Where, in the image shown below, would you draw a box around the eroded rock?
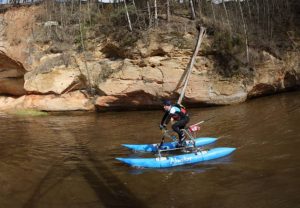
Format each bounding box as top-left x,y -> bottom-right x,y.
24,66 -> 86,94
0,51 -> 26,96
0,90 -> 94,111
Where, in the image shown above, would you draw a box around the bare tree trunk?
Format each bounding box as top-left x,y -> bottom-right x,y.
154,0 -> 158,27
132,0 -> 136,8
51,0 -> 55,21
233,0 -> 240,32
210,0 -> 216,24
286,0 -> 290,11
178,26 -> 206,105
147,1 -> 152,28
63,1 -> 67,26
71,0 -> 74,15
245,0 -> 252,20
189,0 -> 196,20
266,0 -> 271,39
255,0 -> 259,26
197,0 -> 202,19
97,0 -> 101,14
88,0 -> 92,27
99,0 -> 104,10
124,0 -> 133,31
44,1 -> 49,22
202,0 -> 207,16
274,0 -> 280,14
270,0 -> 275,39
60,2 -> 63,27
237,0 -> 249,63
263,0 -> 267,35
132,0 -> 138,14
222,0 -> 232,36
167,0 -> 170,22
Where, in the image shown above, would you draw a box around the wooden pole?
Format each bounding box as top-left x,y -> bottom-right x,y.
79,1 -> 93,95
177,26 -> 206,105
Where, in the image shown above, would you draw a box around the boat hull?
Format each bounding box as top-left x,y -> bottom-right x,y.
116,147 -> 236,168
122,137 -> 217,152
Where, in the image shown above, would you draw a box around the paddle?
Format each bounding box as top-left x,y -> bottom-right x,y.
191,116 -> 215,126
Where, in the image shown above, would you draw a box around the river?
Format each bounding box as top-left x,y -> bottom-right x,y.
0,91 -> 299,208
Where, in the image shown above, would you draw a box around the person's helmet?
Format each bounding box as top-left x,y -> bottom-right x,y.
163,100 -> 172,106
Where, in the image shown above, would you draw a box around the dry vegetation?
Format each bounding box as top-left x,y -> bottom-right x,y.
3,0 -> 299,76
36,1 -> 299,50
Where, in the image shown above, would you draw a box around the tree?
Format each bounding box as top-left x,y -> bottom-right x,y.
154,0 -> 158,27
124,0 -> 133,31
237,0 -> 249,63
189,0 -> 196,20
167,0 -> 170,22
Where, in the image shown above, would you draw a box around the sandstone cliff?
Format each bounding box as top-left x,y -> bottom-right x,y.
0,5 -> 299,112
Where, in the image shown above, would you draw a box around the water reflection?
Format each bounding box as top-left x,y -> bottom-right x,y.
127,157 -> 235,175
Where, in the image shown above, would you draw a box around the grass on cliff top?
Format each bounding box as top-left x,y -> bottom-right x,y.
13,109 -> 48,116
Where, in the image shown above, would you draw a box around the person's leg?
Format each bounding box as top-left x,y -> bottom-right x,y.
172,122 -> 182,141
172,119 -> 187,145
179,117 -> 189,133
178,117 -> 190,144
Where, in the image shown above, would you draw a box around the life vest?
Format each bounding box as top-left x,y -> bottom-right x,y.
174,103 -> 187,116
169,104 -> 188,120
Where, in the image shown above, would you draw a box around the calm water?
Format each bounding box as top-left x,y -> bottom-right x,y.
0,91 -> 299,208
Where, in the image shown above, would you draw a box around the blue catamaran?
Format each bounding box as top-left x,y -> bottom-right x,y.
122,137 -> 217,152
116,124 -> 236,168
117,147 -> 236,168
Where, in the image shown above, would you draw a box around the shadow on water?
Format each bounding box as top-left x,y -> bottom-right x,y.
23,133 -> 148,208
23,164 -> 75,208
76,152 -> 147,208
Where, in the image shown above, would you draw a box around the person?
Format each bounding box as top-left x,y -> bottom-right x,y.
160,100 -> 190,147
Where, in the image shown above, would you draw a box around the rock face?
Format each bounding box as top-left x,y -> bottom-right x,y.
0,51 -> 26,96
94,50 -> 299,110
0,91 -> 94,111
0,6 -> 41,70
24,66 -> 86,94
0,6 -> 299,111
248,52 -> 300,97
